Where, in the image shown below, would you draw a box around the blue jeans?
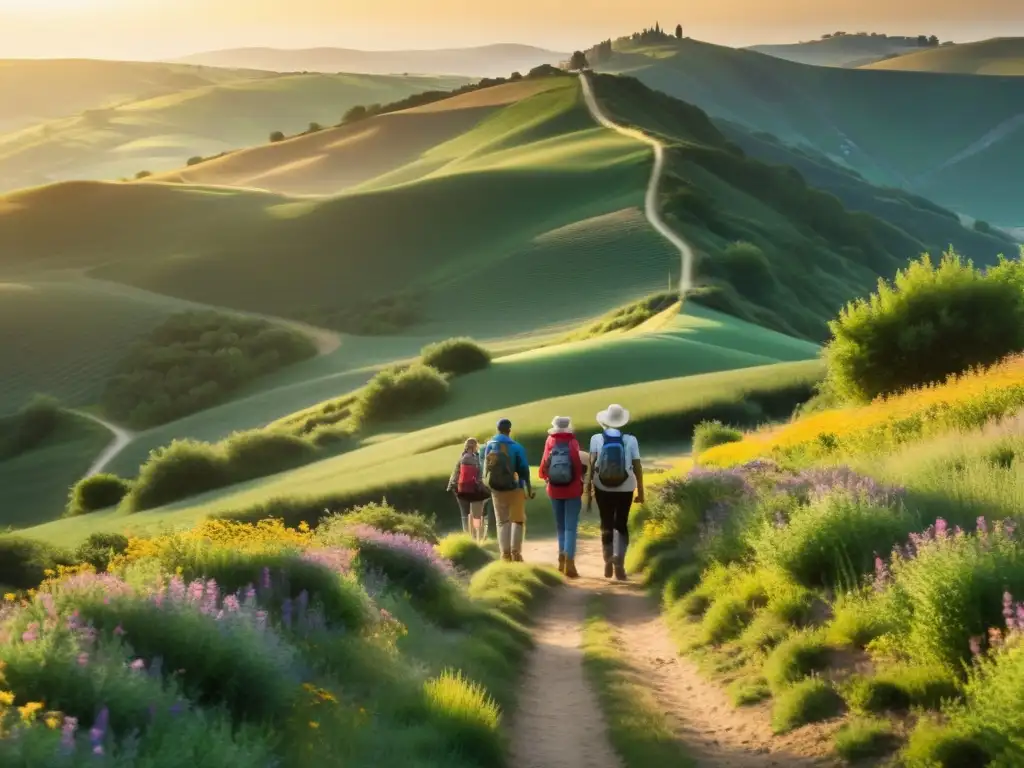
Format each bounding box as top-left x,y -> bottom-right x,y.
551,496 -> 582,558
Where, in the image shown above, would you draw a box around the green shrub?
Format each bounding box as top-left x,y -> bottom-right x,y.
739,611 -> 791,652
468,562 -> 561,623
827,592 -> 893,648
101,311 -> 317,428
902,719 -> 992,768
420,338 -> 491,376
222,430 -> 316,482
843,665 -> 959,714
354,364 -> 449,426
317,502 -> 439,544
437,534 -> 494,573
0,394 -> 62,460
422,670 -> 502,765
764,629 -> 831,692
661,563 -> 702,607
0,537 -> 73,589
824,250 -> 1024,402
771,678 -> 843,733
186,155 -> 204,166
580,291 -> 677,336
700,594 -> 754,645
75,532 -> 130,572
752,493 -> 916,589
693,419 -> 743,458
66,473 -> 131,516
719,241 -> 776,300
269,130 -> 285,142
834,717 -> 899,762
727,676 -> 771,706
125,439 -> 230,512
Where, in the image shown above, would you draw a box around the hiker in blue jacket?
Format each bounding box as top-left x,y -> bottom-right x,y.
482,418 -> 534,561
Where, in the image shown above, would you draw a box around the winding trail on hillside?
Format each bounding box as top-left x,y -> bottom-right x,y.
73,411 -> 137,478
512,537 -> 841,767
578,72 -> 694,297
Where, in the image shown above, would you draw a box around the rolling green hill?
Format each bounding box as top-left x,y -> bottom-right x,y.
749,35 -> 922,68
593,37 -> 1024,227
0,71 -> 469,191
0,59 -> 273,134
862,37 -> 1024,75
175,44 -> 566,78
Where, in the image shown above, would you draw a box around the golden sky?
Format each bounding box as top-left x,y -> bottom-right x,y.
0,0 -> 1020,59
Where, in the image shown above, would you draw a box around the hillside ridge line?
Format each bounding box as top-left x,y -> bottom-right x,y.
578,72 -> 694,299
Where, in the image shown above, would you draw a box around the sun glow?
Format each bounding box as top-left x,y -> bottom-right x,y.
0,0 -> 122,10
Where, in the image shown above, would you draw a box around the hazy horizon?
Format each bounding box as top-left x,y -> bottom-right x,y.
1,0 -> 1022,61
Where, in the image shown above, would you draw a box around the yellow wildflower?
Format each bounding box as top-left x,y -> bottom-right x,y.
308,721 -> 320,729
18,701 -> 44,722
44,714 -> 61,730
3,593 -> 15,602
0,691 -> 14,707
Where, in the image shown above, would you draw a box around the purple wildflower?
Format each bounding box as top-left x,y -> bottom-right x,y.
977,516 -> 989,538
301,547 -> 355,574
969,637 -> 982,657
21,621 -> 39,643
113,624 -> 125,637
347,526 -> 453,575
61,716 -> 78,753
89,707 -> 109,749
130,658 -> 146,672
935,518 -> 949,539
77,652 -> 90,667
262,567 -> 271,590
873,555 -> 890,592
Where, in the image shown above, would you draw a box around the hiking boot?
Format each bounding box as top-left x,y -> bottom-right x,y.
603,544 -> 614,578
557,552 -> 566,573
512,551 -> 524,563
614,557 -> 628,582
501,552 -> 513,563
564,558 -> 579,579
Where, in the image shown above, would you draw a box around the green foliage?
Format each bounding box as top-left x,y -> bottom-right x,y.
437,534 -> 495,573
825,250 -> 1024,402
700,595 -> 754,645
974,219 -> 993,234
354,364 -> 450,426
66,473 -> 131,516
834,717 -> 900,762
134,170 -> 151,179
125,440 -> 231,512
102,311 -> 317,428
74,532 -> 130,572
580,292 -> 677,338
826,592 -> 893,648
947,641 -> 1024,764
751,493 -> 915,589
422,670 -> 502,766
420,338 -> 491,376
902,719 -> 992,768
764,629 -> 831,693
468,561 -> 561,624
0,395 -> 62,460
186,155 -> 204,166
727,676 -> 771,706
842,665 -> 959,714
221,431 -> 316,482
317,503 -> 439,544
692,419 -> 742,458
719,241 -> 776,300
771,677 -> 843,734
0,537 -> 73,589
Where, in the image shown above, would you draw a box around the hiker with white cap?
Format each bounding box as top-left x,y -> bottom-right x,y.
587,404 -> 645,581
538,416 -> 587,578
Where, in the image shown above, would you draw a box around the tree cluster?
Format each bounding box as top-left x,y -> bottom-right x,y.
630,23 -> 674,43
820,31 -> 941,46
101,311 -> 317,428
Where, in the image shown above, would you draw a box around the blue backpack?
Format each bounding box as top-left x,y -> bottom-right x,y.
596,431 -> 629,487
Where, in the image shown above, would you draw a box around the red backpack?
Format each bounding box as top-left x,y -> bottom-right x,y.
457,453 -> 489,500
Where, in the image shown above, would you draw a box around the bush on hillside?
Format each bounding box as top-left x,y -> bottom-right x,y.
693,420 -> 743,458
317,502 -> 439,545
582,292 -> 677,337
824,250 -> 1024,402
135,170 -> 152,179
269,130 -> 285,142
0,537 -> 73,590
719,241 -> 776,300
222,430 -> 317,482
101,311 -> 317,428
0,394 -> 62,460
66,473 -> 131,516
74,531 -> 130,571
354,364 -> 450,426
974,219 -> 993,234
420,338 -> 491,376
125,440 -> 231,512
186,155 -> 204,166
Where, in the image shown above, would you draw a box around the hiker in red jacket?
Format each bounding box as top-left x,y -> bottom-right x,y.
538,416 -> 586,578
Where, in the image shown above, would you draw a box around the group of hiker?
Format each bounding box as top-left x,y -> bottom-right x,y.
446,404 -> 643,580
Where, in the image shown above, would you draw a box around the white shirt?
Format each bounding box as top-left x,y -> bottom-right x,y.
589,429 -> 641,492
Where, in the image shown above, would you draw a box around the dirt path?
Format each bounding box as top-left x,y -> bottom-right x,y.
508,538 -> 622,768
516,536 -> 840,767
73,410 -> 137,478
579,72 -> 694,297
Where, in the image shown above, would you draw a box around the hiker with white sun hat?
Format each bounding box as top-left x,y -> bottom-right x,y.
587,404 -> 644,581
538,416 -> 587,578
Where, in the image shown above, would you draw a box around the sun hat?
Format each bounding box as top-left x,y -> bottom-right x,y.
548,416 -> 574,435
596,404 -> 630,429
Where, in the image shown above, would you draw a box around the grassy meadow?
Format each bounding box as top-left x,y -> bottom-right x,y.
862,37 -> 1024,75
